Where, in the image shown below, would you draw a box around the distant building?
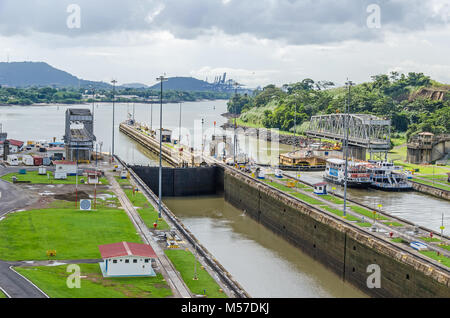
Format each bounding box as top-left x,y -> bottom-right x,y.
63,109 -> 96,161
54,160 -> 77,176
0,139 -> 24,153
98,242 -> 157,277
407,132 -> 450,164
313,182 -> 328,195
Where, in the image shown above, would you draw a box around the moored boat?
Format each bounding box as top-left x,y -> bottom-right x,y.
323,158 -> 371,188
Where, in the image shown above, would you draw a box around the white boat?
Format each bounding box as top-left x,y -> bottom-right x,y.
323,158 -> 371,188
368,161 -> 413,191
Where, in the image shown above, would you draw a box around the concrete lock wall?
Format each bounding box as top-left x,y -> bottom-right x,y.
223,168 -> 450,298
131,166 -> 223,197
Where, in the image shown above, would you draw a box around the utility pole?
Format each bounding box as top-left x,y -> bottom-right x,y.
343,79 -> 354,217
293,99 -> 297,152
111,79 -> 117,158
179,92 -> 183,145
201,118 -> 205,159
91,85 -> 95,120
156,75 -> 168,219
233,81 -> 240,165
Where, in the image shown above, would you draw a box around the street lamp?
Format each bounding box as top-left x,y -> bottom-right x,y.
179,92 -> 183,145
233,81 -> 240,165
156,75 -> 168,219
111,79 -> 117,158
343,79 -> 354,217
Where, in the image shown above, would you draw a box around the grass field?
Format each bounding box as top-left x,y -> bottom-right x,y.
350,206 -> 389,221
0,204 -> 142,261
120,180 -> 170,231
15,263 -> 172,298
319,195 -> 344,205
0,290 -> 6,298
420,251 -> 450,268
1,170 -> 108,185
321,206 -> 360,221
411,178 -> 450,191
164,250 -> 227,298
394,161 -> 450,175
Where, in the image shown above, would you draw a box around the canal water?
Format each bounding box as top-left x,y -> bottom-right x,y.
164,195 -> 367,298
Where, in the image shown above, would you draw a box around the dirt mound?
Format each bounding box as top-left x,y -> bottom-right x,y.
54,191 -> 90,202
409,87 -> 450,102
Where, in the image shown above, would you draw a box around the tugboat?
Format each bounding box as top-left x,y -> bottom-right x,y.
323,158 -> 371,188
367,161 -> 413,191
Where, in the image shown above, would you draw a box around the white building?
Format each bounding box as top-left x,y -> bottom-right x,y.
0,139 -> 24,154
98,242 -> 157,277
53,160 -> 77,176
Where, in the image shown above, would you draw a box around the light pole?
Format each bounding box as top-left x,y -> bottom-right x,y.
179,93 -> 183,145
156,75 -> 168,219
111,79 -> 117,158
233,81 -> 240,165
343,79 -> 354,217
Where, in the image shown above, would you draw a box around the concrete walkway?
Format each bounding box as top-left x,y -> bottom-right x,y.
108,172 -> 192,298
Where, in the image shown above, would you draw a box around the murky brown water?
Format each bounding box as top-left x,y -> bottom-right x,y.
165,195 -> 367,298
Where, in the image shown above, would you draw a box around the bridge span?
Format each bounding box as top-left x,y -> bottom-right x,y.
306,114 -> 391,160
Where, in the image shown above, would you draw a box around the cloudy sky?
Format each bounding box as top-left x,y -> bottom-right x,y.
0,0 -> 449,87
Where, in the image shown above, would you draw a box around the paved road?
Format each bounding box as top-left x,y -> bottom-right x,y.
0,166 -> 37,217
0,166 -> 46,297
0,261 -> 47,298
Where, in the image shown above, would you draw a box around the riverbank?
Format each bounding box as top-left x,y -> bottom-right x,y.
221,113 -> 309,146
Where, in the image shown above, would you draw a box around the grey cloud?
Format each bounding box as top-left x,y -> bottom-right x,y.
0,0 -> 446,45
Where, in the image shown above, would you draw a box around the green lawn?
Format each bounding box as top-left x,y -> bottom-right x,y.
288,191 -> 324,205
0,206 -> 142,261
391,238 -> 408,244
383,222 -> 404,227
15,263 -> 172,298
420,251 -> 450,268
420,237 -> 442,243
356,222 -> 372,228
394,161 -> 450,175
138,208 -> 170,231
1,170 -> 108,185
0,290 -> 6,298
321,206 -> 360,221
412,178 -> 450,191
350,206 -> 389,221
319,195 -> 344,205
164,250 -> 227,298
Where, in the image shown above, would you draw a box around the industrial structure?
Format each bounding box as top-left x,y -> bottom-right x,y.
63,108 -> 96,161
407,132 -> 450,164
306,114 -> 391,160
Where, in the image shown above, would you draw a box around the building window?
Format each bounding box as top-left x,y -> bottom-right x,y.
113,260 -> 117,264
133,259 -> 137,263
145,259 -> 149,263
125,259 -> 129,263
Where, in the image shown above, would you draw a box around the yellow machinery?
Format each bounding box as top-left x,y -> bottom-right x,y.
287,180 -> 298,188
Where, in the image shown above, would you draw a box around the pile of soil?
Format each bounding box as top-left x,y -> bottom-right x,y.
54,191 -> 90,202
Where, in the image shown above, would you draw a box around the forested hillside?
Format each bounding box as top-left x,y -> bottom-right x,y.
227,72 -> 450,139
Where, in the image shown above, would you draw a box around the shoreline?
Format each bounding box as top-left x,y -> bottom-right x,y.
220,112 -> 309,147
0,98 -> 229,107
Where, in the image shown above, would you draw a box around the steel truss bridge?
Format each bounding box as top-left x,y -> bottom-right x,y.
306,114 -> 391,157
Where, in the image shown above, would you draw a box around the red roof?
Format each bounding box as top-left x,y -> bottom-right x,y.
0,139 -> 24,147
313,182 -> 328,187
53,160 -> 76,165
99,242 -> 157,259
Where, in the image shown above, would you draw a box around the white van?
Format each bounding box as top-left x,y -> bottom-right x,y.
22,155 -> 34,166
